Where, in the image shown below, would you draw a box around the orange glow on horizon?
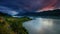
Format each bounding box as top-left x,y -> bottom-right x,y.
40,0 -> 57,11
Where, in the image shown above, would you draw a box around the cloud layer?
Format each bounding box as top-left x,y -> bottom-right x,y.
0,6 -> 19,15
0,0 -> 60,13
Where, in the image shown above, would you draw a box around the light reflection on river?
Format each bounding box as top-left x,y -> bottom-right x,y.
23,17 -> 60,34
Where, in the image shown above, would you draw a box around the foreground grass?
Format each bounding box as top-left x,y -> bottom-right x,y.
0,16 -> 32,34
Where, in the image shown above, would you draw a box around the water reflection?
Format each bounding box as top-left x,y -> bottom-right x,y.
23,17 -> 60,34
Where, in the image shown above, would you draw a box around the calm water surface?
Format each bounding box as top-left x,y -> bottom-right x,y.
23,17 -> 60,34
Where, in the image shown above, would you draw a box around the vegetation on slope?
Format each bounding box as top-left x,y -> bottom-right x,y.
0,12 -> 32,34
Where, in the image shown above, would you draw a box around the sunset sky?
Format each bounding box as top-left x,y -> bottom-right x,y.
0,0 -> 60,15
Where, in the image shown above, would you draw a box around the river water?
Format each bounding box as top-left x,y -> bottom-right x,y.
23,17 -> 60,34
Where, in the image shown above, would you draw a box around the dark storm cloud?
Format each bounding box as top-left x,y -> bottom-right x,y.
0,6 -> 19,15
0,0 -> 44,12
55,0 -> 60,8
0,0 -> 60,12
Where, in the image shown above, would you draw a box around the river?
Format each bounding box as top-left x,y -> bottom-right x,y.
23,16 -> 60,34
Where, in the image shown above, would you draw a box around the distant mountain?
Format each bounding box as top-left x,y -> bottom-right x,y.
0,12 -> 11,17
16,9 -> 60,16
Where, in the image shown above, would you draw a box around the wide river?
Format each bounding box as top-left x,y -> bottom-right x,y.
23,17 -> 60,34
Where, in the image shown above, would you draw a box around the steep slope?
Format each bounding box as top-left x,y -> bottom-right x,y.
0,12 -> 32,34
16,9 -> 60,16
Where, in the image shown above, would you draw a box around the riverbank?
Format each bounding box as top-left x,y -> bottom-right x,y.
0,16 -> 32,34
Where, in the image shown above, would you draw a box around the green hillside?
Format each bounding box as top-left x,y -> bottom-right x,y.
0,12 -> 32,34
